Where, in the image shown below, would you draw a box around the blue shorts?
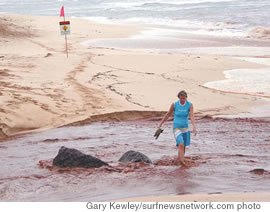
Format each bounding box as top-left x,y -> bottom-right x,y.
173,128 -> 190,147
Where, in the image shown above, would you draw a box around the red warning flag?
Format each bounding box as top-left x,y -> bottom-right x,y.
60,6 -> 65,17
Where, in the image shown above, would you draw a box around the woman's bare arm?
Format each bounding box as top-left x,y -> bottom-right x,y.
158,103 -> 174,128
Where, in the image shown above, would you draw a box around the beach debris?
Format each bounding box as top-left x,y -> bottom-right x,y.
119,150 -> 152,164
44,53 -> 52,58
53,146 -> 109,168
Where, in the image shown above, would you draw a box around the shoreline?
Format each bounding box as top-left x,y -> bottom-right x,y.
1,111 -> 269,143
86,27 -> 270,51
1,13 -> 270,139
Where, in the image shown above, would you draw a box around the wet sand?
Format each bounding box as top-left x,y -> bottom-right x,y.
0,117 -> 270,201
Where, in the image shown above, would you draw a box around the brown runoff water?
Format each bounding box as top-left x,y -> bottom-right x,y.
0,117 -> 269,201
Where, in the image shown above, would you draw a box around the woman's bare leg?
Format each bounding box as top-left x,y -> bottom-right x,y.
178,143 -> 185,164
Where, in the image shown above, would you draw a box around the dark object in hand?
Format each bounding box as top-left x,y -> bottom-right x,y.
154,128 -> 164,139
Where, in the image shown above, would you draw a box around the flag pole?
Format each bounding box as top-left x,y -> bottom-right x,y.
63,9 -> 68,58
65,34 -> 68,58
61,6 -> 68,58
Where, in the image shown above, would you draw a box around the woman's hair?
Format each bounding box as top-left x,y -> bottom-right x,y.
177,90 -> 187,98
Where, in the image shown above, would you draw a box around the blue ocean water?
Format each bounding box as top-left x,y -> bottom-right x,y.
1,0 -> 270,37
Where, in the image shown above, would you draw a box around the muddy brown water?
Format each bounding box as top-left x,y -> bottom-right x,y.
0,117 -> 270,201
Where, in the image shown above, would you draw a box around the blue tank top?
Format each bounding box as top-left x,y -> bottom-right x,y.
173,100 -> 191,129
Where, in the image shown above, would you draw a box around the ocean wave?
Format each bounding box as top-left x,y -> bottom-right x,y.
103,1 -> 148,9
85,15 -> 246,38
248,26 -> 270,40
110,0 -> 237,8
107,0 -> 237,12
1,0 -> 270,40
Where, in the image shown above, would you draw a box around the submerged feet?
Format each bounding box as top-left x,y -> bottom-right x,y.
177,160 -> 197,167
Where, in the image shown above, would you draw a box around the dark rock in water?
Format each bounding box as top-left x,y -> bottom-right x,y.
53,146 -> 109,168
119,150 -> 152,164
249,169 -> 267,175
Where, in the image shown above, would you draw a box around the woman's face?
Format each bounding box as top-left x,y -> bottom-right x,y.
179,95 -> 186,104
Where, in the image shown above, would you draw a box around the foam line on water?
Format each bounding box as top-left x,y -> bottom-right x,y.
203,57 -> 270,98
237,57 -> 270,66
173,47 -> 270,57
204,68 -> 270,96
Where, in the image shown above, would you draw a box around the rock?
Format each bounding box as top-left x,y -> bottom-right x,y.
249,168 -> 267,175
119,150 -> 152,164
53,146 -> 109,168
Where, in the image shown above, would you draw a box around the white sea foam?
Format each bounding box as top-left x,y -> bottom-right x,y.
202,52 -> 270,97
238,57 -> 270,66
203,55 -> 270,99
204,63 -> 270,98
85,16 -> 247,38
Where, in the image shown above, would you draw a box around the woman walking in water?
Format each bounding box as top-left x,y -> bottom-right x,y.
155,90 -> 197,166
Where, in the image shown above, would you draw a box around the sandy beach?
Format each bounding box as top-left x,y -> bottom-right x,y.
1,14 -> 270,202
1,14 -> 269,138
